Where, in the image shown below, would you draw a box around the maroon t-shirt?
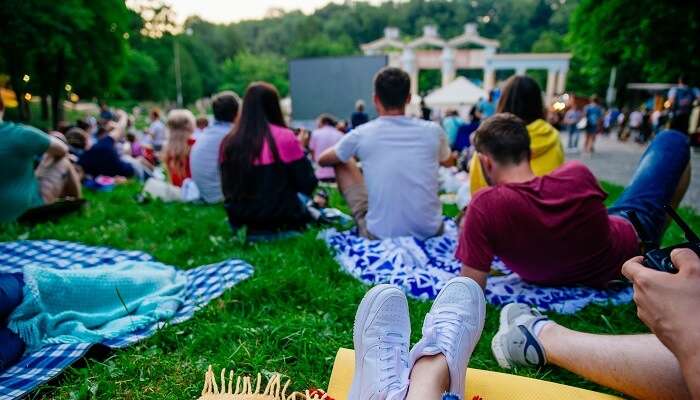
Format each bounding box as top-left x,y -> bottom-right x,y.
456,161 -> 639,287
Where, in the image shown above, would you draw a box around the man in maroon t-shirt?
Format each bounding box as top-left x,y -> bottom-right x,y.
457,113 -> 690,288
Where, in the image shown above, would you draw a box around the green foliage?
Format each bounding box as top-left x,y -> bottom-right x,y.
569,0 -> 700,102
3,180 -> 694,398
220,52 -> 289,97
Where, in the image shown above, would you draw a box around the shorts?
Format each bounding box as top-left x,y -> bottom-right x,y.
608,130 -> 690,246
343,183 -> 373,239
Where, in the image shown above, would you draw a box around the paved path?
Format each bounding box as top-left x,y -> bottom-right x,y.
565,134 -> 700,211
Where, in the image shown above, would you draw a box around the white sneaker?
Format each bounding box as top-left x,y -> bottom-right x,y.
409,277 -> 486,397
349,285 -> 411,400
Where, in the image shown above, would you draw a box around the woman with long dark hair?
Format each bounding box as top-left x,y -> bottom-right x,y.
469,75 -> 565,195
220,82 -> 317,235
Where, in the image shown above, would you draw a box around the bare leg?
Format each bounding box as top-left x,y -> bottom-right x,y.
405,354 -> 450,400
540,323 -> 691,400
62,162 -> 82,198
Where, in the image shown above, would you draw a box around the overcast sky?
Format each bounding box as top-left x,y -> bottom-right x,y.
164,0 -> 381,23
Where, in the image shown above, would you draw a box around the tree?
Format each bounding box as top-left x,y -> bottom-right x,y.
220,52 -> 289,97
569,0 -> 700,103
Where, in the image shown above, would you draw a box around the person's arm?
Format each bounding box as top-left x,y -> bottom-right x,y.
438,129 -> 454,167
622,249 -> 700,398
460,264 -> 488,287
45,133 -> 69,159
454,200 -> 494,289
319,130 -> 360,167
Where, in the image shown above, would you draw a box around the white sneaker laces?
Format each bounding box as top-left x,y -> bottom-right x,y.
421,306 -> 469,360
378,332 -> 409,392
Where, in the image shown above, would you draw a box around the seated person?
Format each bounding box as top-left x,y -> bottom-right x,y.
319,67 -> 451,240
457,113 -> 690,288
491,248 -> 700,400
191,91 -> 239,204
147,108 -> 166,151
442,109 -> 464,148
78,111 -> 150,179
219,82 -> 317,234
309,114 -> 344,183
350,100 -> 369,129
0,273 -> 25,371
193,115 -> 208,140
0,97 -> 81,223
162,109 -> 196,187
469,75 -> 564,195
349,277 -> 485,400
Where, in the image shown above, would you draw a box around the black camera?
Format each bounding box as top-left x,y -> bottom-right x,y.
627,205 -> 700,274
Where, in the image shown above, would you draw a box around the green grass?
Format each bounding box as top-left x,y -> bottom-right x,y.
0,181 -> 697,399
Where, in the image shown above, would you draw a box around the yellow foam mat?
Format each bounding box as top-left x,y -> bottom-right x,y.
327,348 -> 622,400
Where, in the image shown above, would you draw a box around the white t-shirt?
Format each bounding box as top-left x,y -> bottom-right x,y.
149,119 -> 167,148
335,116 -> 450,240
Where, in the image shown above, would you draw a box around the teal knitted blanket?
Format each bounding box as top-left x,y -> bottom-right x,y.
8,261 -> 187,351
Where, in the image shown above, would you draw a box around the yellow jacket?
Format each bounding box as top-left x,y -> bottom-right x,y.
469,118 -> 565,195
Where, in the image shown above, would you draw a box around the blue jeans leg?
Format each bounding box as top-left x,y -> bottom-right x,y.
608,130 -> 690,246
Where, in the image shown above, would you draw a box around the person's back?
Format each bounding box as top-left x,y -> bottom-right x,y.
78,134 -> 134,178
221,124 -> 316,232
458,161 -> 638,286
442,113 -> 464,146
191,91 -> 240,203
190,121 -> 230,202
336,116 -> 447,239
0,122 -> 50,222
585,102 -> 603,127
310,124 -> 343,181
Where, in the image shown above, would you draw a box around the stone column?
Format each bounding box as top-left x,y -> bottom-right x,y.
483,66 -> 495,93
556,68 -> 568,94
401,48 -> 418,96
515,66 -> 527,76
441,47 -> 456,87
545,68 -> 557,104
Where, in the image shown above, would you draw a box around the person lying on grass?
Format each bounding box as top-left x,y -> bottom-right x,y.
349,277 -> 485,400
0,96 -> 82,223
318,67 -> 453,240
457,113 -> 690,288
219,82 -> 318,235
491,248 -> 700,400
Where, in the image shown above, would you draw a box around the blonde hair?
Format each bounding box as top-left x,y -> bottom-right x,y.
163,109 -> 195,179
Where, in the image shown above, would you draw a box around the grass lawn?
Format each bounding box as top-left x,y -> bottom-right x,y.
1,181 -> 698,399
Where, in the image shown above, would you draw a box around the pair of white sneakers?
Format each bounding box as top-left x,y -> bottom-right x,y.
349,277 -> 486,400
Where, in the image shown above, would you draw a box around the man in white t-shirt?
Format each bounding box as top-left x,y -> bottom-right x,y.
319,67 -> 451,240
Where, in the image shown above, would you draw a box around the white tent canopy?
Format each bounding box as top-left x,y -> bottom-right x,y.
424,77 -> 487,109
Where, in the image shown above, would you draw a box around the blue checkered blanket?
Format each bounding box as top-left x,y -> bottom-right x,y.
320,220 -> 633,314
0,240 -> 254,400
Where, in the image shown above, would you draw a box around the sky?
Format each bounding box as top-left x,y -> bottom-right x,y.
164,0 -> 380,24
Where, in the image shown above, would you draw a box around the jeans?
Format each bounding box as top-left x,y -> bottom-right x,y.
608,130 -> 690,247
0,273 -> 25,371
567,124 -> 580,148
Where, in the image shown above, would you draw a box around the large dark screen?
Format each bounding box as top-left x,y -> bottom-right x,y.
289,55 -> 388,122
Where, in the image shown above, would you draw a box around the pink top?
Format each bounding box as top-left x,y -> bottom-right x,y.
254,124 -> 305,165
456,161 -> 639,287
310,126 -> 344,180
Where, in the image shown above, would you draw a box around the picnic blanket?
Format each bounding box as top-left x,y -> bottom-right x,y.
0,240 -> 254,400
320,220 -> 633,314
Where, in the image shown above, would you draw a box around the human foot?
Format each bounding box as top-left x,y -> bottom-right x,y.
409,277 -> 486,397
491,303 -> 549,369
349,285 -> 411,400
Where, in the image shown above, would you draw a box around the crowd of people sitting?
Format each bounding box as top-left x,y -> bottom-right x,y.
1,66 -> 699,399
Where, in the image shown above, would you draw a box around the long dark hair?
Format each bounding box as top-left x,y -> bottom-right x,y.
496,75 -> 545,125
221,82 -> 286,170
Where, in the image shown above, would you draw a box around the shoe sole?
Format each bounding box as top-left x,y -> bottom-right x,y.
491,303 -> 521,369
348,284 -> 405,400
